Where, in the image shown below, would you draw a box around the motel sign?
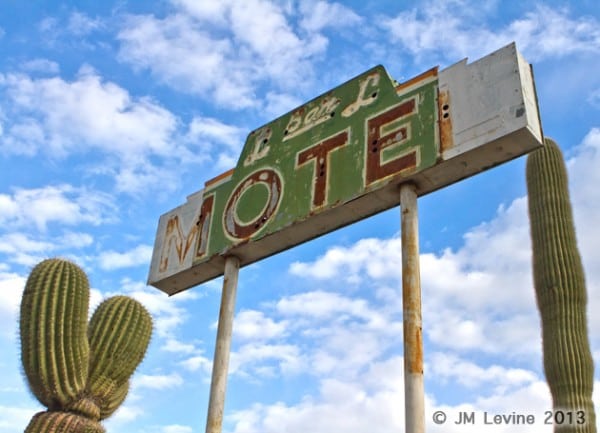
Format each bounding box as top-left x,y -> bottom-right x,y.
148,42 -> 543,295
148,43 -> 543,433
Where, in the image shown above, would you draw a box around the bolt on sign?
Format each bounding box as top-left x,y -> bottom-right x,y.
148,42 -> 543,295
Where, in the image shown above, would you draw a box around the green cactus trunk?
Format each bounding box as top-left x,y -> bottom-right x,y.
526,138 -> 596,432
19,259 -> 153,433
24,411 -> 104,433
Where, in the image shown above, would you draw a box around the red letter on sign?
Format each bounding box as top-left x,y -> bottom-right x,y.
223,168 -> 283,240
195,194 -> 215,259
159,193 -> 214,272
296,130 -> 348,209
365,98 -> 418,186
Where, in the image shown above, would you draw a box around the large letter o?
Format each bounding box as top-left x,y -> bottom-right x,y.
223,168 -> 283,239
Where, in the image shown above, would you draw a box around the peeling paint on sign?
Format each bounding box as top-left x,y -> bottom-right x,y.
149,42 -> 543,295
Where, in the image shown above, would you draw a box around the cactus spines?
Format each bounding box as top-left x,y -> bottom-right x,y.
24,411 -> 104,433
97,380 -> 129,420
88,296 -> 153,389
19,259 -> 153,433
526,138 -> 596,432
20,259 -> 90,410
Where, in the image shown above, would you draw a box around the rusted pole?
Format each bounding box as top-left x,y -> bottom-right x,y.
205,255 -> 240,433
400,183 -> 425,433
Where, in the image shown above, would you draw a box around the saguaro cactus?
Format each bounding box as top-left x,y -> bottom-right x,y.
526,138 -> 596,432
19,258 -> 153,433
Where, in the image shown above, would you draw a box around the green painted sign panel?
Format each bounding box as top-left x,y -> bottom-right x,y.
192,66 -> 438,266
149,43 -> 545,294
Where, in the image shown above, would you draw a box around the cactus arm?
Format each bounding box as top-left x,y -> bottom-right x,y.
98,380 -> 130,420
19,259 -> 90,409
87,296 -> 152,408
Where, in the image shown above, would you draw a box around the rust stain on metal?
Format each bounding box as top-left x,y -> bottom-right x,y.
207,416 -> 223,433
296,130 -> 348,209
438,89 -> 454,153
402,254 -> 423,375
404,320 -> 423,374
400,184 -> 423,375
395,66 -> 438,93
366,98 -> 418,186
158,214 -> 198,273
195,194 -> 215,259
223,169 -> 282,239
205,168 -> 235,188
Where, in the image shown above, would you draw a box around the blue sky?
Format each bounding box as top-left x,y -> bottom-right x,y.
1,1 -> 599,432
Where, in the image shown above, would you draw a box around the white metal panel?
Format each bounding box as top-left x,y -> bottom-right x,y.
439,42 -> 542,161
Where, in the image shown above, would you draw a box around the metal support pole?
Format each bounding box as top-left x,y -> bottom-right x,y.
400,183 -> 425,433
205,255 -> 240,433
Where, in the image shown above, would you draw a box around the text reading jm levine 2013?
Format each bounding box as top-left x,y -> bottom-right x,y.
432,409 -> 588,426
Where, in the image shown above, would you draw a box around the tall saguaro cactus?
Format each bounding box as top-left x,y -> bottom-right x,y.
19,258 -> 153,433
526,138 -> 596,432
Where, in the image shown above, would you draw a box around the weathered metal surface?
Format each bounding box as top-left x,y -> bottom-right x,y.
437,89 -> 454,154
205,255 -> 240,433
148,42 -> 543,295
400,183 -> 425,433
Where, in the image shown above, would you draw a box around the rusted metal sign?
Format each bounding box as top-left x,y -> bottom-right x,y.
149,42 -> 542,295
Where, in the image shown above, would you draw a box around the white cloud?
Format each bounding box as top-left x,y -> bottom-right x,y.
0,231 -> 94,266
270,128 -> 600,432
227,290 -> 401,380
89,288 -> 104,316
289,238 -> 402,283
567,128 -> 600,341
161,338 -> 198,354
286,195 -> 544,359
38,17 -> 58,36
162,425 -> 193,433
120,278 -> 200,338
104,404 -> 144,424
20,59 -> 60,74
233,310 -> 287,341
230,343 -> 304,377
0,233 -> 53,255
35,11 -> 106,51
133,373 -> 184,390
0,67 -> 249,194
59,231 -> 94,249
429,352 -> 537,390
299,1 -> 362,32
0,272 -> 26,340
380,2 -> 600,63
117,0 -> 330,110
277,290 -> 370,319
67,11 -> 104,36
179,354 -> 212,374
117,13 -> 252,109
186,116 -> 244,151
1,69 -> 177,157
263,91 -> 303,119
227,352 -> 556,433
0,405 -> 37,432
171,0 -> 229,23
183,115 -> 245,167
0,184 -> 116,231
98,244 -> 153,270
589,88 -> 600,108
429,382 -> 554,433
0,69 -> 184,194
